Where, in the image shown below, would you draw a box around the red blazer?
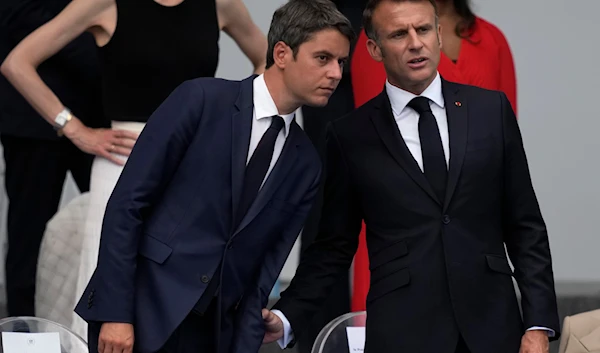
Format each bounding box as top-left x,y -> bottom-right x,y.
350,17 -> 518,311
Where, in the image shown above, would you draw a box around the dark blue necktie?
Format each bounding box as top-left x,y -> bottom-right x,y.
235,115 -> 285,226
193,115 -> 285,315
408,97 -> 447,203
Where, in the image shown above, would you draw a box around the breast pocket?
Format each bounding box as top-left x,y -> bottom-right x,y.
466,138 -> 492,153
463,137 -> 499,176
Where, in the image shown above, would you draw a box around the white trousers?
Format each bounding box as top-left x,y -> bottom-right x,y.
70,121 -> 145,338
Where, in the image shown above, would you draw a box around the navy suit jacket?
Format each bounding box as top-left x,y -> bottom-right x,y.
75,75 -> 322,353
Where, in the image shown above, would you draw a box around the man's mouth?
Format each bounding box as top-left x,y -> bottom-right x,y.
409,57 -> 427,63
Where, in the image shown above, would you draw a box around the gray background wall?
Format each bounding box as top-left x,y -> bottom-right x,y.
464,0 -> 600,281
214,0 -> 600,282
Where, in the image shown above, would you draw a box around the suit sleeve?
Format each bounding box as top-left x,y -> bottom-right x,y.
230,168 -> 321,353
271,123 -> 363,347
500,92 -> 560,339
91,81 -> 205,323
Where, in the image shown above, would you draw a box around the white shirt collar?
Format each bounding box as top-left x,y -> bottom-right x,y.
253,74 -> 295,137
385,72 -> 445,116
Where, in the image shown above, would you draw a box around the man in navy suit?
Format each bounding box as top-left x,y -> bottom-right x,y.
73,1 -> 354,353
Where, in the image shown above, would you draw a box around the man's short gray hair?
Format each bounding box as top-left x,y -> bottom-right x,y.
266,0 -> 355,69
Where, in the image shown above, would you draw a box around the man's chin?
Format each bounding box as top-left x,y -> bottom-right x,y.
304,95 -> 331,108
411,69 -> 436,84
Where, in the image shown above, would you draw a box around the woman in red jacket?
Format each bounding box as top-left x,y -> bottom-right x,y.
350,0 -> 517,311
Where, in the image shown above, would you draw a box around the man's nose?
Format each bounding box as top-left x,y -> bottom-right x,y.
328,62 -> 343,80
407,30 -> 424,50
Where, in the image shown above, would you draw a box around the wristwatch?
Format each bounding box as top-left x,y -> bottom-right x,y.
54,108 -> 72,136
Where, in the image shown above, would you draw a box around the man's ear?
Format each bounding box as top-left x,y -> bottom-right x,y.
272,41 -> 292,68
366,38 -> 384,62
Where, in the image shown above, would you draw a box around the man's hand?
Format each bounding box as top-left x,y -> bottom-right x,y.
98,322 -> 134,353
519,330 -> 549,353
262,308 -> 284,344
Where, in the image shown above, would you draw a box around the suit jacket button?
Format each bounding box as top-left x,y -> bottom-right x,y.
201,275 -> 210,283
442,215 -> 451,224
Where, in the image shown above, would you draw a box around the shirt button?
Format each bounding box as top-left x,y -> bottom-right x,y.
201,275 -> 210,283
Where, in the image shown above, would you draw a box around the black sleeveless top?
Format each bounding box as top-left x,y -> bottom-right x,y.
99,0 -> 219,122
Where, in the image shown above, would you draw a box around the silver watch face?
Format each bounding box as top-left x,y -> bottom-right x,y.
55,115 -> 67,126
54,110 -> 70,127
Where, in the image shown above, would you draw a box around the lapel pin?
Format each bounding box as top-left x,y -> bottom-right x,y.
455,101 -> 462,107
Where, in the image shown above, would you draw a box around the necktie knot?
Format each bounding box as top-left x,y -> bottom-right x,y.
408,96 -> 432,114
269,115 -> 285,133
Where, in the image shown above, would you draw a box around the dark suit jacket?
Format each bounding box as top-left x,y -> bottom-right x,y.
292,3 -> 366,348
274,79 -> 560,353
74,76 -> 322,353
296,69 -> 354,353
0,0 -> 106,140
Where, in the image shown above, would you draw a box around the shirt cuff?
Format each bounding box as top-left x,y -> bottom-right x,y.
527,326 -> 556,337
271,309 -> 295,348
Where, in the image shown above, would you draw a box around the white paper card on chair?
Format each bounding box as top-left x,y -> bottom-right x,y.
1,332 -> 61,353
346,326 -> 366,352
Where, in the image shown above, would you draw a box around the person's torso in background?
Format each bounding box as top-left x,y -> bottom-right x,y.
439,18 -> 509,92
100,0 -> 220,123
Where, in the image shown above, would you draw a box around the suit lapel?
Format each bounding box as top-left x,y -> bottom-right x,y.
232,121 -> 300,237
442,79 -> 468,211
370,91 -> 441,206
231,76 -> 255,232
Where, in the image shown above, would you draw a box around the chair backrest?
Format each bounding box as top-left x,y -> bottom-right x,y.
311,311 -> 366,353
0,316 -> 88,353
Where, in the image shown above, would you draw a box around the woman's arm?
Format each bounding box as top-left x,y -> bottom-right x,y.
1,0 -> 111,124
1,0 -> 137,164
217,0 -> 267,74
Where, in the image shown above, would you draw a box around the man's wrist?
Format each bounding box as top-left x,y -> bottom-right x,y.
271,309 -> 294,348
525,328 -> 553,338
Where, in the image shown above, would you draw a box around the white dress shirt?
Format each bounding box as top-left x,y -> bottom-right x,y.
386,72 -> 449,171
249,74 -> 296,184
273,73 -> 553,348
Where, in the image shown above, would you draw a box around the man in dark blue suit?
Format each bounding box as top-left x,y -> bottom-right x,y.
73,1 -> 354,353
